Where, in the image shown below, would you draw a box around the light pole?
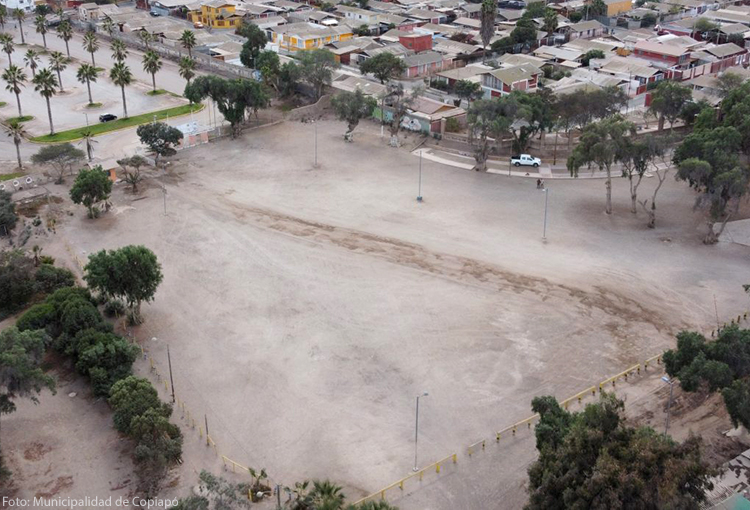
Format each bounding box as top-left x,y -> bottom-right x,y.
542,187 -> 549,240
313,121 -> 319,168
662,376 -> 674,435
417,150 -> 423,202
413,392 -> 428,472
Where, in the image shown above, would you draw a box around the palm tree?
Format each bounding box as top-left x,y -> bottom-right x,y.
57,19 -> 73,57
23,48 -> 39,78
110,62 -> 132,118
0,6 -> 7,31
49,51 -> 67,91
2,65 -> 26,117
76,63 -> 98,104
179,29 -> 196,58
138,30 -> 152,50
0,33 -> 14,64
102,17 -> 115,36
32,68 -> 58,135
111,39 -> 127,62
34,14 -> 48,49
80,128 -> 96,161
142,50 -> 161,92
14,9 -> 26,45
82,30 -> 98,66
178,56 -> 196,85
4,121 -> 25,170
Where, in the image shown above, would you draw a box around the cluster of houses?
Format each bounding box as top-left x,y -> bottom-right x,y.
64,0 -> 750,136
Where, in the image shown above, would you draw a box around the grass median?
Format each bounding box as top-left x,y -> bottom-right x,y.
31,103 -> 204,143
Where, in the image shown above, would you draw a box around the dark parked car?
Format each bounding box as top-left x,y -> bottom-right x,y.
149,10 -> 160,16
99,114 -> 118,123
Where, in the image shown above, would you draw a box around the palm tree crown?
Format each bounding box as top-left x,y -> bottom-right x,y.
49,51 -> 68,91
34,14 -> 48,48
2,64 -> 26,117
32,68 -> 58,135
111,39 -> 128,62
142,50 -> 162,92
179,30 -> 196,57
82,30 -> 99,66
110,62 -> 132,118
57,19 -> 73,56
23,48 -> 40,78
178,56 -> 196,85
0,33 -> 14,64
13,9 -> 25,44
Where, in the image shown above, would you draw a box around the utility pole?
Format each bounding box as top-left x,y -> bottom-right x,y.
167,345 -> 175,403
542,188 -> 549,240
417,150 -> 423,202
413,392 -> 428,471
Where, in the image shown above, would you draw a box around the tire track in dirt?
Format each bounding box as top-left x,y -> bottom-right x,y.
181,193 -> 684,340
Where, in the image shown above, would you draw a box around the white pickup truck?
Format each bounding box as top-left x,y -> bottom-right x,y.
511,154 -> 541,167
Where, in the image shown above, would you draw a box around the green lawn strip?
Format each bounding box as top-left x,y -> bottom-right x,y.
0,172 -> 26,182
31,103 -> 204,143
147,89 -> 168,96
7,115 -> 34,125
85,102 -> 103,109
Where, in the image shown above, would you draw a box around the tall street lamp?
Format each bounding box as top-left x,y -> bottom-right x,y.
414,392 -> 428,471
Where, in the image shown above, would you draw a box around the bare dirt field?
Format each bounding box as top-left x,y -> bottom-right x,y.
4,117 -> 750,508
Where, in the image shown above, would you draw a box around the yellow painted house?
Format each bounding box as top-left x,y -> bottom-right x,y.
603,0 -> 632,16
269,22 -> 353,51
190,0 -> 243,29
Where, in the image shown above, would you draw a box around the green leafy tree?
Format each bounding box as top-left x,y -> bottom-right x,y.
75,332 -> 139,395
510,17 -> 536,46
640,11 -> 657,27
23,48 -> 39,78
331,89 -> 376,141
2,64 -> 26,118
298,49 -> 339,100
184,75 -> 270,137
619,136 -> 667,214
108,376 -> 170,434
178,56 -> 196,86
56,19 -> 72,56
32,67 -> 58,135
0,327 -> 55,417
587,0 -> 607,17
34,265 -> 75,294
34,13 -> 48,49
49,51 -> 68,91
77,63 -> 98,105
693,18 -> 718,41
179,29 -> 196,57
256,50 -> 280,91
278,61 -> 300,98
0,251 -> 35,315
0,33 -> 14,65
82,30 -> 99,66
238,23 -> 268,69
542,9 -> 558,34
580,49 -> 605,66
31,143 -> 84,184
718,82 -> 750,156
132,407 -> 183,497
568,115 -> 634,214
136,122 -> 183,164
102,17 -> 115,37
84,245 -> 163,324
80,128 -> 97,162
16,303 -> 55,333
4,122 -> 25,171
467,97 -> 516,171
138,30 -> 153,50
70,166 -> 112,218
648,80 -> 691,131
454,79 -> 482,105
14,9 -> 26,44
383,83 -> 419,148
110,62 -> 133,117
142,50 -> 162,92
526,393 -> 715,509
111,39 -> 128,62
359,52 -> 406,84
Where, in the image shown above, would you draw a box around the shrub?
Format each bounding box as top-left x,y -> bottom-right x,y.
16,303 -> 56,333
60,298 -> 103,340
109,376 -> 171,435
445,117 -> 461,133
39,255 -> 55,265
35,265 -> 76,293
0,250 -> 36,316
104,299 -> 126,318
77,336 -> 139,396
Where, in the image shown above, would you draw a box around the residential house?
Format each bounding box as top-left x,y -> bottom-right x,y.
632,40 -> 690,66
456,3 -> 482,19
244,4 -> 283,19
332,75 -> 387,96
403,50 -> 452,77
481,65 -> 541,97
433,39 -> 483,60
337,5 -> 381,25
452,17 -> 482,30
78,2 -> 100,21
399,32 -> 433,52
567,20 -> 606,40
406,8 -> 448,24
408,96 -> 467,134
191,1 -> 243,30
269,22 -> 353,51
590,0 -> 632,16
268,0 -> 312,13
434,63 -> 492,86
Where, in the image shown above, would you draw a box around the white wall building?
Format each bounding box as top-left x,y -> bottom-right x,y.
0,0 -> 35,13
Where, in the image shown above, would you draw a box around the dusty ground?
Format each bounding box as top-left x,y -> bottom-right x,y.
3,117 -> 750,509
